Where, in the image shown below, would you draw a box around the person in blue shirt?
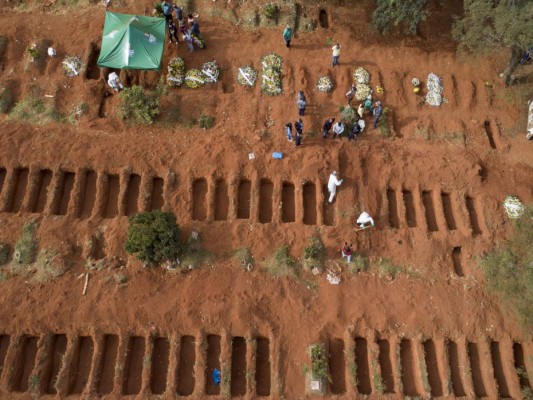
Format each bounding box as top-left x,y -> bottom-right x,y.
282,25 -> 292,48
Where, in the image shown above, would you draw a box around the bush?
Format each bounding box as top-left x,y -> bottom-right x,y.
479,206 -> 533,328
340,105 -> 357,124
118,82 -> 166,125
263,3 -> 278,19
303,236 -> 325,272
233,247 -> 254,270
198,113 -> 214,130
373,0 -> 428,35
9,86 -> 64,124
125,211 -> 181,265
153,1 -> 163,17
0,87 -> 13,113
26,44 -> 40,61
15,221 -> 38,265
310,344 -> 330,381
378,107 -> 391,137
262,245 -> 297,277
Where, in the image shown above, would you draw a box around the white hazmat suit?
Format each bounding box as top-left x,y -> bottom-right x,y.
327,172 -> 343,203
357,211 -> 374,228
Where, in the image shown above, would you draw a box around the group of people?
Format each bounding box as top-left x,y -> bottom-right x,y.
161,1 -> 203,52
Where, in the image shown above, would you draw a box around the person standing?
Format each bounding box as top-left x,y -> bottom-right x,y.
327,171 -> 343,203
297,96 -> 307,116
168,20 -> 179,45
189,15 -> 200,36
373,101 -> 383,128
331,44 -> 341,67
357,211 -> 375,229
346,85 -> 356,105
283,25 -> 292,48
333,121 -> 345,140
285,122 -> 293,141
183,30 -> 194,52
357,103 -> 365,119
295,118 -> 304,136
107,72 -> 124,92
341,242 -> 353,263
295,131 -> 302,146
161,1 -> 173,23
364,95 -> 373,112
173,3 -> 183,20
322,118 -> 335,139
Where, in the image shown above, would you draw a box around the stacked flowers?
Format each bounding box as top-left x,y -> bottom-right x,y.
201,61 -> 219,83
316,76 -> 333,92
62,56 -> 82,77
260,53 -> 283,96
425,73 -> 443,106
185,69 -> 205,89
353,67 -> 371,100
237,66 -> 257,86
167,57 -> 185,87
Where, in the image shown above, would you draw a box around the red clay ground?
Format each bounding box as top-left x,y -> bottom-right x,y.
0,0 -> 532,398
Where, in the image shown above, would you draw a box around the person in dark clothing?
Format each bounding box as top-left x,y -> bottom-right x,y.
162,1 -> 173,23
173,3 -> 183,20
190,20 -> 200,36
373,101 -> 383,129
295,132 -> 302,146
295,118 -> 304,135
168,20 -> 179,44
297,97 -> 307,116
178,18 -> 188,34
346,85 -> 356,105
348,121 -> 360,141
322,118 -> 335,139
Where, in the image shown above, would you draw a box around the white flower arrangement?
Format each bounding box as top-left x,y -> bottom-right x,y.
354,83 -> 371,101
185,69 -> 205,88
261,68 -> 282,96
353,67 -> 370,84
62,55 -> 82,77
167,57 -> 185,87
201,60 -> 219,83
316,76 -> 333,92
426,73 -> 443,106
503,196 -> 525,219
237,65 -> 257,86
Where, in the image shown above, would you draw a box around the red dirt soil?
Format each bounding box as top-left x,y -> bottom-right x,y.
0,0 -> 532,398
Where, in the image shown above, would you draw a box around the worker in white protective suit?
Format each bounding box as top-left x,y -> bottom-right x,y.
107,72 -> 124,93
327,171 -> 343,203
357,211 -> 375,229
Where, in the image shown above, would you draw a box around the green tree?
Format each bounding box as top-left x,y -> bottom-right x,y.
118,79 -> 166,125
125,211 -> 181,265
453,0 -> 533,85
372,0 -> 428,35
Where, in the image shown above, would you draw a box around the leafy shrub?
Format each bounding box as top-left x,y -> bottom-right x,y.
0,243 -> 10,265
233,247 -> 254,270
373,0 -> 428,35
378,107 -> 391,137
263,3 -> 278,19
119,82 -> 166,125
303,236 -> 325,272
26,44 -> 40,61
15,221 -> 38,265
0,87 -> 13,113
340,105 -> 357,124
153,1 -> 163,17
125,211 -> 181,265
310,344 -> 330,381
198,113 -> 214,130
479,206 -> 533,328
262,245 -> 297,277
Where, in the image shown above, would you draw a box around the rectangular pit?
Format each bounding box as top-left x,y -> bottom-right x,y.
11,336 -> 39,393
402,190 -> 417,227
378,339 -> 395,393
150,337 -> 170,395
329,338 -> 346,394
255,337 -> 271,396
176,335 -> 195,396
79,170 -> 97,218
0,335 -> 10,380
302,183 -> 317,225
387,188 -> 400,228
125,174 -> 140,216
281,182 -> 295,223
355,337 -> 371,395
441,192 -> 457,230
447,340 -> 466,397
96,334 -> 119,395
452,247 -> 464,276
150,177 -> 164,211
237,180 -> 251,219
490,341 -> 510,398
230,336 -> 247,396
8,167 -> 29,213
466,196 -> 482,235
259,179 -> 273,224
31,169 -> 52,213
484,120 -> 497,149
85,42 -> 101,80
42,334 -> 67,394
467,341 -> 487,397
400,339 -> 419,396
322,184 -> 334,226
122,336 -> 145,395
513,342 -> 532,393
422,190 -> 439,232
53,172 -> 75,215
423,339 -> 443,397
103,174 -> 120,218
0,167 -> 6,196
192,178 -> 208,221
205,335 -> 221,395
214,179 -> 229,221
68,336 -> 94,395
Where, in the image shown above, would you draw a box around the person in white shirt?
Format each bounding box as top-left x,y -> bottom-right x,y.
327,171 -> 343,203
333,121 -> 345,140
357,211 -> 375,229
107,72 -> 124,92
331,43 -> 341,67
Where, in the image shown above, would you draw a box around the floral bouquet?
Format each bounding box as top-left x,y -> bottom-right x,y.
261,53 -> 283,72
426,73 -> 443,94
261,68 -> 282,95
353,67 -> 370,84
316,76 -> 333,92
167,57 -> 185,87
185,69 -> 205,88
237,65 -> 257,86
62,55 -> 82,77
201,60 -> 219,83
354,83 -> 371,101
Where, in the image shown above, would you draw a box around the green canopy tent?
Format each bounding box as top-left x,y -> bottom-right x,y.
97,11 -> 165,71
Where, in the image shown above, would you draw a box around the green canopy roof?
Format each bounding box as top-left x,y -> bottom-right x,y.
97,11 -> 165,71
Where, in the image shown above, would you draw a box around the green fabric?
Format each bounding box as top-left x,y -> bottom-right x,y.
97,11 -> 165,71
